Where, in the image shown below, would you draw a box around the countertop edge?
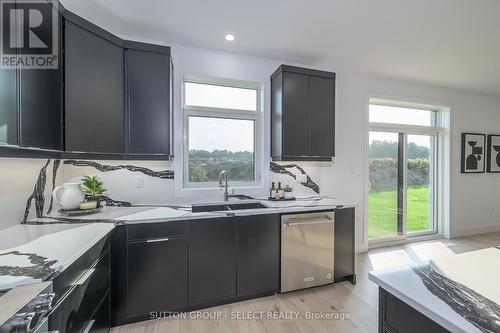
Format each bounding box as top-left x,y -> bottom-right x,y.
368,272 -> 470,333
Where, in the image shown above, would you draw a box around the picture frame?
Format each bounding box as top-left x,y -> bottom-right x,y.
461,133 -> 486,174
487,134 -> 500,173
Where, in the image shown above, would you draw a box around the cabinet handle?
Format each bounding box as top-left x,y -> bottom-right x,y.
146,237 -> 171,243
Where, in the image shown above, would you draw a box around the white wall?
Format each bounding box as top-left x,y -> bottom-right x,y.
1,42 -> 500,251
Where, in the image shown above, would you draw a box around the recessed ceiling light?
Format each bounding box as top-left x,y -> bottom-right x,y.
225,34 -> 235,41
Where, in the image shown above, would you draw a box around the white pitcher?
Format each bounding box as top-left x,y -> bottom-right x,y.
52,182 -> 85,210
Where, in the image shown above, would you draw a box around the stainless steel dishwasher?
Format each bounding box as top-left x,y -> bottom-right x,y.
281,211 -> 334,292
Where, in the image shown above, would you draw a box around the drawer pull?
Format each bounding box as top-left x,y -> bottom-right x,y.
73,268 -> 95,286
146,237 -> 171,243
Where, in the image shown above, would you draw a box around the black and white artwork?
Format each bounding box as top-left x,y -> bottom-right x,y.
461,133 -> 486,173
487,135 -> 500,173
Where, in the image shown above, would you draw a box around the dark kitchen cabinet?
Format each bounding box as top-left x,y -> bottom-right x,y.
126,237 -> 188,318
0,67 -> 17,146
0,1 -> 62,150
19,9 -> 63,150
111,223 -> 188,326
271,65 -> 335,161
334,207 -> 356,284
0,2 -> 175,159
64,21 -> 124,153
90,291 -> 111,333
125,46 -> 172,157
189,217 -> 236,304
237,214 -> 279,296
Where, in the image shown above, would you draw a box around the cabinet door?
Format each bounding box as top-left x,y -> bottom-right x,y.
65,22 -> 124,153
189,217 -> 236,304
127,237 -> 187,318
282,72 -> 310,157
310,76 -> 335,158
237,215 -> 279,296
126,49 -> 170,155
334,207 -> 355,280
0,67 -> 17,145
19,11 -> 63,150
0,0 -> 18,146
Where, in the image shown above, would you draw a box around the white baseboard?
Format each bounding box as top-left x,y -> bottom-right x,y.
451,224 -> 500,238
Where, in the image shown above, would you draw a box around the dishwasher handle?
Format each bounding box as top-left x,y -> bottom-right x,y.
284,219 -> 334,228
282,212 -> 334,228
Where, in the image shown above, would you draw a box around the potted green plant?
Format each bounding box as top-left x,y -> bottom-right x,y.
283,185 -> 293,199
81,175 -> 107,208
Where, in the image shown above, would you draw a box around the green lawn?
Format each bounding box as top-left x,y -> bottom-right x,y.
368,185 -> 431,239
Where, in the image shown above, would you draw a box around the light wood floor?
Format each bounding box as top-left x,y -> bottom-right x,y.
111,232 -> 500,333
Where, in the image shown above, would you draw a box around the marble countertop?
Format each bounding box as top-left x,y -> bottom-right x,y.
369,262 -> 494,333
0,197 -> 353,293
0,223 -> 114,292
40,197 -> 353,224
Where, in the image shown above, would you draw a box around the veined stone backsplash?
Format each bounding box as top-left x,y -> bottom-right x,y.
0,158 -> 323,230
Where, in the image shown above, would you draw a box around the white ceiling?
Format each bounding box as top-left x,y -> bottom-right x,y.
61,0 -> 500,96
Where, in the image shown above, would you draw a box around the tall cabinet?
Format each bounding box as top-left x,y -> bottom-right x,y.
64,21 -> 124,153
271,65 -> 335,161
0,1 -> 63,150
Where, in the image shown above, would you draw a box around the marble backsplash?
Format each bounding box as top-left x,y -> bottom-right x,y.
0,158 -> 322,229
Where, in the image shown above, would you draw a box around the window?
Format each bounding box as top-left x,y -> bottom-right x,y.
368,99 -> 441,244
183,76 -> 262,187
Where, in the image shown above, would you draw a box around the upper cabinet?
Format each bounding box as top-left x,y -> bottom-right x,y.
0,1 -> 63,150
125,43 -> 173,158
0,1 -> 174,159
271,65 -> 335,161
64,21 -> 124,154
0,65 -> 17,146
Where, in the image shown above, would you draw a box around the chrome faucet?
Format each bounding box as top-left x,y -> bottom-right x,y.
219,170 -> 235,201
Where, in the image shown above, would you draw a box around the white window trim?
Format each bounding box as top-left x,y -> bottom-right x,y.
182,75 -> 264,189
367,98 -> 445,247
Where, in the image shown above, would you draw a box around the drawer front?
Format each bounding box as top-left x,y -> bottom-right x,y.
48,251 -> 110,333
127,221 -> 187,241
90,291 -> 110,333
53,234 -> 110,299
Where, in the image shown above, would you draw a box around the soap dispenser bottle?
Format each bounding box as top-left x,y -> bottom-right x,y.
270,182 -> 276,199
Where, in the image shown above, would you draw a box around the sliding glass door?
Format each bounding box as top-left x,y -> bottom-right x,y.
406,134 -> 436,235
368,132 -> 402,240
368,101 -> 439,244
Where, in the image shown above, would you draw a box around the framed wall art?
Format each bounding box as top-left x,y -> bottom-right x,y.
487,134 -> 500,173
461,133 -> 486,173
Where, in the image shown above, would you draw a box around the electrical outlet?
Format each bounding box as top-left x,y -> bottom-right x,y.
136,175 -> 144,188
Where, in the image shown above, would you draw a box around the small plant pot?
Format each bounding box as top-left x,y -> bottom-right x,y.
80,201 -> 98,210
284,191 -> 293,199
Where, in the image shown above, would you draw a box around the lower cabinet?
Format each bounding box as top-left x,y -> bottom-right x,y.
237,214 -> 279,296
90,292 -> 111,333
126,237 -> 188,317
334,207 -> 356,283
188,217 -> 236,304
112,211 -> 354,327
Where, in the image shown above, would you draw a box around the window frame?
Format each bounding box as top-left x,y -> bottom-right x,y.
182,75 -> 263,189
368,99 -> 442,246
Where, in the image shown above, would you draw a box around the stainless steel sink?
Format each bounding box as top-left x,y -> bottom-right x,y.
191,202 -> 268,213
